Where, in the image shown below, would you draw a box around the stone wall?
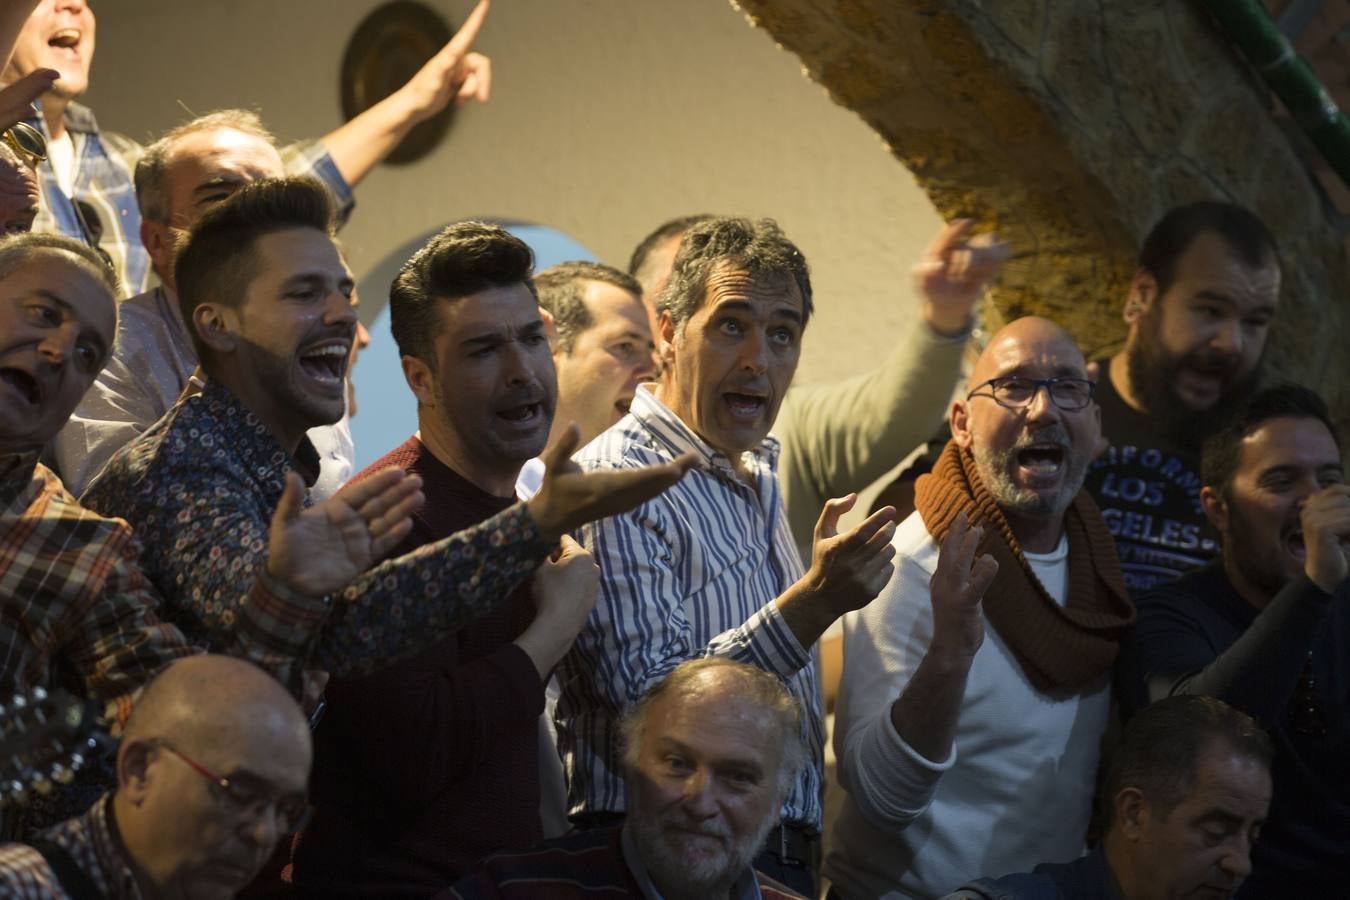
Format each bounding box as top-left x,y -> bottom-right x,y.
734,0 -> 1349,412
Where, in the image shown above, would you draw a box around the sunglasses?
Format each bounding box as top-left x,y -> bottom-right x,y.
2,122 -> 46,170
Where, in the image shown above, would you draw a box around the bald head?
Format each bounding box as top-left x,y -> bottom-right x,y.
968,316 -> 1087,392
954,316 -> 1100,549
115,657 -> 311,899
122,654 -> 308,752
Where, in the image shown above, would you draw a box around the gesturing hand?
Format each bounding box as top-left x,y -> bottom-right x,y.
402,0 -> 492,123
0,68 -> 57,134
1301,484 -> 1350,594
804,494 -> 898,617
912,219 -> 1011,337
527,423 -> 696,542
265,468 -> 424,597
928,511 -> 999,660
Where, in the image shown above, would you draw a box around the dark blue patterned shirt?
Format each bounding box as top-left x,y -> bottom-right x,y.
81,381 -> 551,693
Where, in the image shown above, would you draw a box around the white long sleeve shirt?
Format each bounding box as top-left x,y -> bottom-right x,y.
826,511 -> 1109,899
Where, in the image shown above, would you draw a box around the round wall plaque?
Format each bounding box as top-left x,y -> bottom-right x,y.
340,1 -> 455,166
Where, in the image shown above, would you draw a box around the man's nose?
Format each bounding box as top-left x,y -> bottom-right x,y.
679,770 -> 719,819
1024,382 -> 1059,422
37,325 -> 77,367
1210,320 -> 1243,357
739,331 -> 768,374
1218,838 -> 1254,881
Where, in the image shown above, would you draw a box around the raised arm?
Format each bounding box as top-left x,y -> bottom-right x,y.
836,513 -> 996,828
774,220 -> 1008,556
1133,485 -> 1350,722
320,0 -> 492,188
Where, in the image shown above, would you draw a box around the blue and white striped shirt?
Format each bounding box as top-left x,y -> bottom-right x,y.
558,387 -> 825,829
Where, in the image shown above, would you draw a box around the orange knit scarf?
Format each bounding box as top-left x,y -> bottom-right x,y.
913,440 -> 1135,693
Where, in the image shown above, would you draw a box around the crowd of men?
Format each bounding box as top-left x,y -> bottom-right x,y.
0,1 -> 1343,898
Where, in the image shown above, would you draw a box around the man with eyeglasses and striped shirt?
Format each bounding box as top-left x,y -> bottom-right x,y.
827,317 -> 1134,900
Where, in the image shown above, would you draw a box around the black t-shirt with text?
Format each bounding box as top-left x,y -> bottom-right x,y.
1085,361 -> 1220,594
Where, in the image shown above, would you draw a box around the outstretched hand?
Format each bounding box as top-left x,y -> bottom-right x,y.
527,423 -> 696,542
929,511 -> 998,660
804,494 -> 898,616
912,219 -> 1011,337
402,0 -> 492,123
265,468 -> 424,597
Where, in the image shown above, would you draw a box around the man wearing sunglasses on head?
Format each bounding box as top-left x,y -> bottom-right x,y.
1119,385 -> 1350,896
0,655 -> 314,900
1,0 -> 495,297
828,317 -> 1134,900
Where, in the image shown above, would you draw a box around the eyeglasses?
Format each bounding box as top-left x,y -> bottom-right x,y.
156,741 -> 310,832
1,122 -> 45,170
966,376 -> 1096,411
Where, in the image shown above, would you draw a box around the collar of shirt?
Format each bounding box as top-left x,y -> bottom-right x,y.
190,379 -> 321,489
627,384 -> 780,485
0,451 -> 41,506
619,821 -> 762,900
28,99 -> 100,137
43,793 -> 145,899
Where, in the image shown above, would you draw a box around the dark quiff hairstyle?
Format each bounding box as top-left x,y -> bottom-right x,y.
627,213 -> 714,284
534,260 -> 642,354
1103,695 -> 1273,826
657,216 -> 813,333
1201,384 -> 1340,498
1138,201 -> 1278,297
174,176 -> 335,361
389,221 -> 536,365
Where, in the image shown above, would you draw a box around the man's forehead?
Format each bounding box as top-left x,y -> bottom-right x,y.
1169,232 -> 1281,303
702,264 -> 802,313
1238,415 -> 1342,473
254,228 -> 350,278
167,129 -> 284,181
974,327 -> 1086,384
15,250 -> 115,333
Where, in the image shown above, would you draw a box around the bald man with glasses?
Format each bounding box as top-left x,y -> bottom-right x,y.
827,317 -> 1134,900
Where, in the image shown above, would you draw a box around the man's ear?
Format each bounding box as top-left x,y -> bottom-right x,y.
193,303 -> 238,355
950,399 -> 973,450
117,738 -> 157,806
402,354 -> 436,407
1114,787 -> 1148,841
657,310 -> 678,369
1200,484 -> 1229,534
1124,269 -> 1157,327
141,219 -> 175,285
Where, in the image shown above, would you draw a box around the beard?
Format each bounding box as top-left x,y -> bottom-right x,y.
972,423 -> 1089,520
1126,310 -> 1263,453
628,811 -> 776,900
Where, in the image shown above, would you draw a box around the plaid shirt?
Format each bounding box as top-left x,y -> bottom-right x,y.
0,451 -> 360,722
27,101 -> 354,298
0,795 -> 140,899
80,380 -> 553,688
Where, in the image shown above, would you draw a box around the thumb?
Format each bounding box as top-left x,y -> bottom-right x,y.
556,534 -> 583,559
541,423 -> 580,475
274,471 -> 306,526
816,493 -> 857,540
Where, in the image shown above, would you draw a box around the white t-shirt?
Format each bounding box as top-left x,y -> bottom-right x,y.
46,130 -> 77,197
826,512 -> 1109,900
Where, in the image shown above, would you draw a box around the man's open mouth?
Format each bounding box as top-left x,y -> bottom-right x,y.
1285,527 -> 1306,560
297,341 -> 350,387
498,401 -> 545,426
1015,443 -> 1065,476
724,392 -> 765,421
48,29 -> 80,53
0,367 -> 40,406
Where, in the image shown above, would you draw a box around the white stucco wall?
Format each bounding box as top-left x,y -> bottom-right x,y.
86,0 -> 946,471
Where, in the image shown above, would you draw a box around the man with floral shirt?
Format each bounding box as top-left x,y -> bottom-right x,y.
79,177 -> 692,689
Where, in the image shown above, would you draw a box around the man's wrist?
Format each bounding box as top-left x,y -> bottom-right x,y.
922,303 -> 974,341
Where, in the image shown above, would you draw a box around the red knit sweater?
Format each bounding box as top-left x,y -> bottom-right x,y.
289,436 -> 545,897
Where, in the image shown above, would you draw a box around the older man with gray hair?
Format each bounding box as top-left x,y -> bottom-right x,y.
447,658 -> 808,899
